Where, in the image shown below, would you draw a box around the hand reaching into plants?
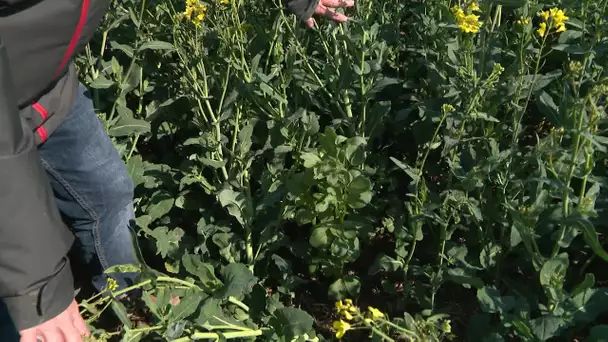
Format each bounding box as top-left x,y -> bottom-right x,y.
306,0 -> 355,28
19,300 -> 89,342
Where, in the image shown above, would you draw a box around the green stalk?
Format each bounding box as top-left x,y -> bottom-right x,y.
172,329 -> 263,341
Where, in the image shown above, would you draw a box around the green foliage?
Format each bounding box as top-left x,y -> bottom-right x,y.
75,0 -> 608,340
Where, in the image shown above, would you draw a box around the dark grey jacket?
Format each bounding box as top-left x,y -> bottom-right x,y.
0,0 -> 319,332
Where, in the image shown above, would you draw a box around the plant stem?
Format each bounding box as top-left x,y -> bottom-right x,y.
172,329 -> 264,341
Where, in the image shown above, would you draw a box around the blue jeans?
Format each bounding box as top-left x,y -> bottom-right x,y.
38,83 -> 139,293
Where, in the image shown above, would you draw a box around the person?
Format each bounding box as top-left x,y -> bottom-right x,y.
0,0 -> 353,341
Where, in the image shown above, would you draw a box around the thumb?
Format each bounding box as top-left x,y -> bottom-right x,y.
68,302 -> 90,337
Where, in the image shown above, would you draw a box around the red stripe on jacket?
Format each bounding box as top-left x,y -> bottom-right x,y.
36,126 -> 49,143
54,0 -> 91,77
32,102 -> 48,120
32,102 -> 50,143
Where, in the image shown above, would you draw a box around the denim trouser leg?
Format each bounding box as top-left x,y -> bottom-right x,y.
38,83 -> 139,293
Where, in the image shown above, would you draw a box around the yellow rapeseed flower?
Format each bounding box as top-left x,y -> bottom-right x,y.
105,277 -> 119,292
368,306 -> 384,319
537,7 -> 569,36
468,1 -> 480,12
451,5 -> 483,33
516,17 -> 530,25
183,0 -> 207,26
333,320 -> 351,339
537,22 -> 547,37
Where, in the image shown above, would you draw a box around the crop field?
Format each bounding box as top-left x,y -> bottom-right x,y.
74,0 -> 608,341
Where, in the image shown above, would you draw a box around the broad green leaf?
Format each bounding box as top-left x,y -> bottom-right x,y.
300,152 -> 321,168
138,40 -> 175,51
310,227 -> 331,248
587,325 -> 608,342
328,275 -> 361,300
536,91 -> 561,126
181,253 -> 222,291
569,288 -> 608,323
571,273 -> 595,298
111,300 -> 132,329
147,191 -> 175,221
346,175 -> 373,209
564,216 -> 608,262
126,155 -> 145,187
540,253 -> 569,289
216,263 -> 258,299
89,75 -> 114,89
149,227 -> 184,259
218,188 -> 251,227
164,321 -> 186,340
108,115 -> 151,137
169,291 -> 205,321
477,286 -> 515,314
271,307 -> 314,340
368,254 -> 403,274
390,157 -> 420,182
529,315 -> 564,341
479,244 -> 501,269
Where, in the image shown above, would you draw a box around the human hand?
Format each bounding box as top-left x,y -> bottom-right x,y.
305,0 -> 355,28
19,300 -> 90,342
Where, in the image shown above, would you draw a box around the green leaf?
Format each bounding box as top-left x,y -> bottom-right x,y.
368,254 -> 403,275
169,291 -> 205,321
540,253 -> 569,289
108,115 -> 151,137
558,30 -> 583,44
126,155 -> 145,187
569,288 -> 608,323
149,227 -> 184,258
310,227 -> 331,248
111,300 -> 132,329
328,275 -> 361,300
89,75 -> 114,89
271,307 -> 314,340
216,263 -> 258,299
147,191 -> 175,221
300,152 -> 321,168
390,157 -> 420,182
529,315 -> 564,341
479,244 -> 501,269
564,216 -> 608,262
587,325 -> 608,342
536,91 -> 561,126
138,40 -> 175,51
477,286 -> 515,314
346,175 -> 373,209
181,253 -> 222,291
218,188 -> 251,227
571,273 -> 595,297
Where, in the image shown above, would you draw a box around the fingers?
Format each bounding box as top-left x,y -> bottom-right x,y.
321,0 -> 355,8
39,329 -> 62,342
59,326 -> 82,342
305,17 -> 316,28
19,329 -> 37,342
68,301 -> 90,337
314,4 -> 349,23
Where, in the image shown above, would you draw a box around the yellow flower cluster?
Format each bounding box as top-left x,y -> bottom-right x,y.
451,2 -> 482,33
105,277 -> 119,292
516,17 -> 530,25
537,8 -> 568,37
333,299 -> 386,339
183,0 -> 208,26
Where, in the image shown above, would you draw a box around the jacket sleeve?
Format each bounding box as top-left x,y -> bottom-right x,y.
283,0 -> 320,20
0,37 -> 76,331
